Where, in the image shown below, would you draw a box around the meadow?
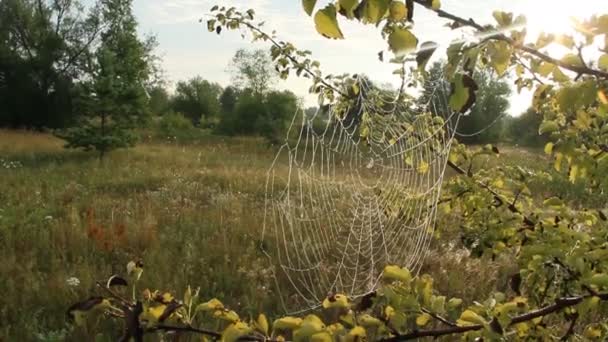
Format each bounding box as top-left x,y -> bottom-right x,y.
0,130 -> 593,340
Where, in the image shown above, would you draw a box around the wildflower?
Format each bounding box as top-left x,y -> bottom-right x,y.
66,277 -> 81,287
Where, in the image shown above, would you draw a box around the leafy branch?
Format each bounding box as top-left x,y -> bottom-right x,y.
412,0 -> 608,79
387,292 -> 608,341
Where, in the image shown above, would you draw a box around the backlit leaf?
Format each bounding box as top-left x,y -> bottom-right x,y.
388,28 -> 418,54
338,0 -> 359,18
389,1 -> 407,21
303,0 -> 318,16
538,121 -> 559,135
599,54 -> 608,71
449,74 -> 478,113
416,313 -> 431,326
314,5 -> 344,39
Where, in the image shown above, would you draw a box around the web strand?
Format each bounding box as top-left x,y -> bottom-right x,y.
262,76 -> 460,313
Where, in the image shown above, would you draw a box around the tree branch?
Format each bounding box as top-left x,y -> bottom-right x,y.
386,292 -> 608,341
447,160 -> 535,227
412,0 -> 608,79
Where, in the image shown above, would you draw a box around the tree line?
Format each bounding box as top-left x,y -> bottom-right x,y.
0,0 -> 547,161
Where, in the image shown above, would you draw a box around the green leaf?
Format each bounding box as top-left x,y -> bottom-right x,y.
538,121 -> 559,135
314,5 -> 344,39
354,0 -> 390,24
388,28 -> 418,54
449,74 -> 478,113
338,0 -> 360,18
599,54 -> 608,71
561,53 -> 584,67
589,273 -> 608,288
303,0 -> 318,16
431,0 -> 441,10
487,41 -> 512,76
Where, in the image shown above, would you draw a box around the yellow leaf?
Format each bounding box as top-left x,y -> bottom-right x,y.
544,142 -> 554,155
314,5 -> 344,39
569,164 -> 579,183
457,310 -> 487,326
273,317 -> 303,331
196,298 -> 224,312
383,265 -> 412,283
416,313 -> 431,326
322,294 -> 349,309
359,314 -> 383,327
417,160 -> 429,174
256,314 -> 269,335
584,324 -> 603,339
214,309 -> 240,323
431,0 -> 440,10
388,28 -> 418,55
222,322 -> 252,342
389,1 -> 407,21
345,326 -> 366,342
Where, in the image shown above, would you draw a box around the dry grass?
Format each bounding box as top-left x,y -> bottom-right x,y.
0,130 -> 516,340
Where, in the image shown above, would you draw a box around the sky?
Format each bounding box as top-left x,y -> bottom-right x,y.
131,0 -> 608,117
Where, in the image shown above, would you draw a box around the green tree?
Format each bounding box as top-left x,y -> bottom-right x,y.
219,85 -> 239,115
422,62 -> 511,144
171,76 -> 222,125
0,0 -> 103,128
71,2 -> 608,341
58,0 -> 153,159
148,86 -> 170,115
229,48 -> 277,95
504,108 -> 549,147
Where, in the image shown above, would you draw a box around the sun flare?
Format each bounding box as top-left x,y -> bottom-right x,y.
523,0 -> 598,37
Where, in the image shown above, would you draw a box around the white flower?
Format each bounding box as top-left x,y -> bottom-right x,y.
66,277 -> 81,287
44,216 -> 53,221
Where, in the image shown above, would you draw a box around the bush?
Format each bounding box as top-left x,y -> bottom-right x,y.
155,112 -> 203,142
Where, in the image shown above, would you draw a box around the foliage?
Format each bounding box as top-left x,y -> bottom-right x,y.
57,0 -> 152,160
0,0 -> 103,128
504,108 -> 549,147
171,76 -> 223,125
199,1 -> 608,340
148,86 -> 171,115
217,90 -> 298,143
421,62 -> 511,144
230,48 -> 277,95
154,111 -> 203,142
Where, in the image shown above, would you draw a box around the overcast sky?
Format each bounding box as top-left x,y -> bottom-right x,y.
131,0 -> 607,116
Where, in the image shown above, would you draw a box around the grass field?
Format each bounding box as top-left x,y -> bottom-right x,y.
0,130 -> 577,340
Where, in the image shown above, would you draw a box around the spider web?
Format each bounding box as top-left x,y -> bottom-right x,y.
262,76 -> 460,313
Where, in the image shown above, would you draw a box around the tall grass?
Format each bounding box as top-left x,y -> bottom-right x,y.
0,130 -> 554,340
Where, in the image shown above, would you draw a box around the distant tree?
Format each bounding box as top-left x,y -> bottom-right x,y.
229,49 -> 277,95
148,86 -> 170,115
421,62 -> 511,144
57,0 -> 153,160
217,89 -> 298,142
504,108 -> 548,147
0,0 -> 104,128
258,90 -> 299,143
171,77 -> 222,125
219,86 -> 239,114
